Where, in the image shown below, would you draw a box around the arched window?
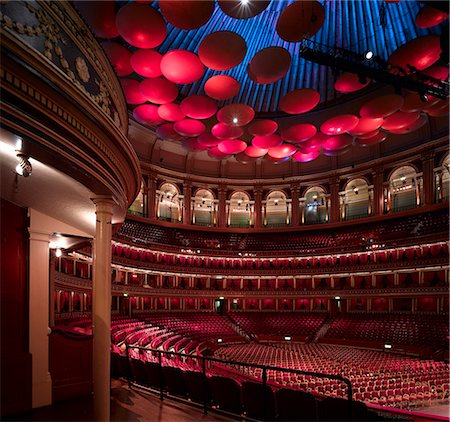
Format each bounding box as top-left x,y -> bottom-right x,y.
389,166 -> 419,212
438,155 -> 449,203
265,191 -> 289,227
303,187 -> 327,224
228,191 -> 251,227
157,182 -> 181,222
128,180 -> 145,216
193,189 -> 216,226
344,178 -> 370,220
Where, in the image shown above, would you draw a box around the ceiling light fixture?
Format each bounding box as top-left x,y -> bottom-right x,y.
240,0 -> 249,5
365,50 -> 374,60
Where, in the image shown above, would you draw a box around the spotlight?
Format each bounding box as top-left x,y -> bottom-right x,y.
240,0 -> 249,4
365,50 -> 374,60
15,152 -> 32,177
232,117 -> 238,124
55,248 -> 62,258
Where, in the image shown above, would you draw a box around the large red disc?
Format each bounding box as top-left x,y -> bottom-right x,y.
354,132 -> 387,146
322,134 -> 353,151
182,138 -> 208,152
218,139 -> 247,155
217,104 -> 255,126
388,115 -> 428,134
248,120 -> 278,137
211,123 -> 244,139
360,94 -> 404,118
116,3 -> 166,48
174,119 -> 206,137
208,146 -> 231,160
180,95 -> 217,120
157,103 -> 186,121
248,47 -> 291,84
252,134 -> 283,149
120,79 -> 147,104
281,124 -> 317,143
416,5 -> 449,28
140,77 -> 178,104
197,133 -> 220,147
74,1 -> 119,39
347,117 -> 383,136
268,143 -> 297,159
381,111 -> 420,131
156,123 -> 184,141
292,150 -> 319,163
279,88 -> 320,114
159,0 -> 214,30
335,72 -> 371,93
133,104 -> 165,126
160,50 -> 204,84
400,93 -> 440,113
320,115 -> 359,136
130,49 -> 162,78
244,145 -> 269,158
102,42 -> 132,76
204,75 -> 240,100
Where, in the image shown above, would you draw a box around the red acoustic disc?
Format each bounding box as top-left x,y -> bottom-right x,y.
322,146 -> 352,156
400,93 -> 440,113
156,123 -> 184,141
160,50 -> 205,84
211,123 -> 244,139
217,104 -> 255,126
416,4 -> 449,28
248,120 -> 278,137
197,133 -> 220,147
321,134 -> 353,150
423,100 -> 449,117
248,47 -> 291,84
130,49 -> 162,78
75,1 -> 119,39
389,35 -> 441,71
276,0 -> 325,42
182,138 -> 208,152
381,111 -> 420,131
388,114 -> 428,134
281,124 -> 317,143
174,118 -> 206,137
198,31 -> 247,71
157,103 -> 186,122
292,150 -> 320,163
116,3 -> 166,48
320,115 -> 359,136
159,0 -> 214,30
180,95 -> 217,120
354,132 -> 387,146
357,130 -> 380,140
235,152 -> 259,163
360,94 -> 404,118
140,77 -> 178,104
347,117 -> 383,136
300,132 -> 330,150
268,143 -> 297,159
252,134 -> 283,149
133,104 -> 165,126
244,145 -> 269,158
279,88 -> 320,114
102,42 -> 133,76
120,79 -> 147,104
208,146 -> 231,159
335,72 -> 371,93
421,65 -> 449,81
204,75 -> 240,100
218,139 -> 247,155
218,0 -> 270,19
264,155 -> 290,164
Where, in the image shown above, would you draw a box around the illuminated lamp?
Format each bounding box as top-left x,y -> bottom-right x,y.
359,94 -> 404,118
197,133 -> 220,147
321,134 -> 353,151
211,123 -> 244,140
281,123 -> 317,143
364,50 -> 374,60
217,104 -> 255,126
320,115 -> 359,136
160,50 -> 204,84
217,139 -> 247,155
208,146 -> 231,160
157,103 -> 186,122
74,1 -> 119,39
156,123 -> 184,141
173,119 -> 206,137
335,72 -> 371,93
218,0 -> 271,19
182,138 -> 207,152
251,134 -> 282,149
198,31 -> 247,71
204,75 -> 240,100
416,5 -> 449,29
384,344 -> 392,349
292,150 -> 319,163
248,120 -> 278,137
276,1 -> 325,42
140,77 -> 178,104
388,35 -> 441,71
347,117 -> 383,136
101,42 -> 133,76
130,49 -> 162,78
116,3 -> 166,48
267,143 -> 297,159
133,104 -> 165,126
284,336 -> 292,341
248,46 -> 291,84
279,88 -> 320,114
244,145 -> 269,158
354,132 -> 387,147
180,95 -> 217,120
120,79 -> 147,104
158,0 -> 214,30
381,111 -> 420,131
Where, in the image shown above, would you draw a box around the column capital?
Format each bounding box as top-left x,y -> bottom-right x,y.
91,196 -> 115,211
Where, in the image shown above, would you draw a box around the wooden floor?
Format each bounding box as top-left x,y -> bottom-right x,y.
7,380 -> 238,421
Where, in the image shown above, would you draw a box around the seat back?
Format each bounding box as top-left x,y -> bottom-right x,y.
209,376 -> 242,414
162,366 -> 188,397
276,388 -> 317,421
318,397 -> 368,421
242,381 -> 276,420
184,370 -> 212,404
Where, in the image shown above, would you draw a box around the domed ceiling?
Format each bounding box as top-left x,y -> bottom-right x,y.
75,0 -> 449,177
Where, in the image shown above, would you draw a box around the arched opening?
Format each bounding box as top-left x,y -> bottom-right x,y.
438,155 -> 449,203
157,182 -> 181,222
128,180 -> 145,217
265,191 -> 289,227
344,178 -> 370,220
193,189 -> 216,226
228,191 -> 252,227
303,187 -> 327,224
389,166 -> 419,212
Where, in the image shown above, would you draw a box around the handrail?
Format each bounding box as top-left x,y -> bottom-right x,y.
125,344 -> 354,420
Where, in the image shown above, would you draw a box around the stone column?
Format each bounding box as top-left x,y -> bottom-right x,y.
147,175 -> 157,220
91,197 -> 114,422
290,183 -> 300,226
372,168 -> 384,216
254,188 -> 263,228
183,182 -> 192,224
329,177 -> 340,223
28,226 -> 52,408
422,153 -> 435,206
218,187 -> 227,228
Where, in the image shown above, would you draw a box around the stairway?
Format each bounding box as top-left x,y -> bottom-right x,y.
311,315 -> 333,343
223,314 -> 254,341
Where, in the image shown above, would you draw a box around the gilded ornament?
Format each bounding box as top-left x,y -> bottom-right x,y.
75,56 -> 90,83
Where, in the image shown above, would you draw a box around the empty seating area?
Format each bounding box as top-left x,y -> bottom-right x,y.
322,313 -> 450,350
228,312 -> 326,341
117,209 -> 449,253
